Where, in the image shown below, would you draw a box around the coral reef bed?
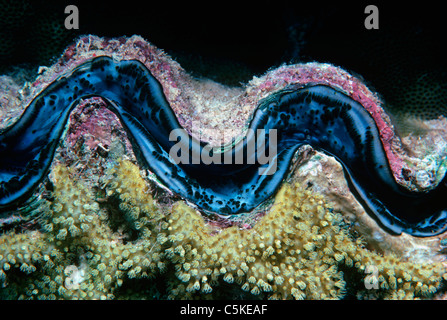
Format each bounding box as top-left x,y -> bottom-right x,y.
1,160 -> 445,299
0,35 -> 447,299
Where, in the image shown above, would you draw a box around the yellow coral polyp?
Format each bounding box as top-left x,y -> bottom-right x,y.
0,159 -> 446,299
101,160 -> 446,299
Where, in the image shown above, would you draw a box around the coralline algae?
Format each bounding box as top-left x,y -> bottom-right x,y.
0,35 -> 447,299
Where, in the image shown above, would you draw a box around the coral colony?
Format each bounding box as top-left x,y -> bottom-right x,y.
0,35 -> 447,299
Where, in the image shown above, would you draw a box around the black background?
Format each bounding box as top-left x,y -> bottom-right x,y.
0,1 -> 445,116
